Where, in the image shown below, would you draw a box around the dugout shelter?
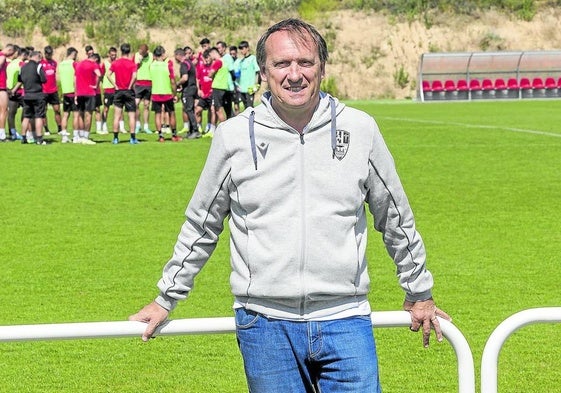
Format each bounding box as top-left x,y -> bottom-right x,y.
418,50 -> 561,101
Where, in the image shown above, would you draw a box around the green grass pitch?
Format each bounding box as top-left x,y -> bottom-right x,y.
0,99 -> 560,392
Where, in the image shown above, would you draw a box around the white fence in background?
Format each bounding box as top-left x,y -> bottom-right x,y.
0,310 -> 475,393
481,307 -> 561,393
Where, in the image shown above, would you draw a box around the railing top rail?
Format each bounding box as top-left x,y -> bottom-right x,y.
0,310 -> 475,393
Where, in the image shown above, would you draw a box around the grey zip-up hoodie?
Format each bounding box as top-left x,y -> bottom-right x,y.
155,92 -> 433,319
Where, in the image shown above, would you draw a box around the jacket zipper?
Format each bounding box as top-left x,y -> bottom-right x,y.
298,129 -> 307,316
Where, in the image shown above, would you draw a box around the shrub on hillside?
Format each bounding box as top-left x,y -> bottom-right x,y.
321,76 -> 343,98
1,17 -> 27,38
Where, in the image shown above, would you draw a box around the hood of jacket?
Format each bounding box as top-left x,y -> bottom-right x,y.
238,91 -> 346,170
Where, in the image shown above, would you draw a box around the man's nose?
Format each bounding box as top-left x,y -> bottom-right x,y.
286,62 -> 302,81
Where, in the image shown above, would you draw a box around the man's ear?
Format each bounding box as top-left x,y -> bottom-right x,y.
259,67 -> 267,83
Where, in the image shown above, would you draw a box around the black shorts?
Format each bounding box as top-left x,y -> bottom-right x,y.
9,93 -> 24,106
95,93 -> 102,108
134,85 -> 152,101
76,95 -> 97,112
151,99 -> 174,113
114,90 -> 136,112
104,92 -> 115,107
22,98 -> 47,119
212,89 -> 227,109
197,96 -> 212,110
62,95 -> 77,112
45,92 -> 60,106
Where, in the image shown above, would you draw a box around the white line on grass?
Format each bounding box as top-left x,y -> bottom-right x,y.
379,116 -> 561,138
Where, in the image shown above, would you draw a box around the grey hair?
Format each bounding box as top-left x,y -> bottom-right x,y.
256,18 -> 328,71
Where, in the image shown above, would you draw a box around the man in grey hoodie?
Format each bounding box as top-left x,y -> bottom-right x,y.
130,18 -> 450,392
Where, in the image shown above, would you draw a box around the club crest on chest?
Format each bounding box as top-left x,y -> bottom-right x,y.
334,130 -> 350,161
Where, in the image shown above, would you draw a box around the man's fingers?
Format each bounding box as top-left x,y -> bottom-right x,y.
129,301 -> 170,342
128,311 -> 159,341
410,314 -> 446,347
436,308 -> 452,322
422,318 -> 432,348
431,316 -> 444,343
405,300 -> 451,348
142,321 -> 159,342
409,317 -> 421,332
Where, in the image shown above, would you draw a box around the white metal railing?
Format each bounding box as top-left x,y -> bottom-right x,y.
0,310 -> 475,393
481,307 -> 561,393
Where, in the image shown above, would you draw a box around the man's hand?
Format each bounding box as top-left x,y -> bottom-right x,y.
129,301 -> 169,342
403,298 -> 451,348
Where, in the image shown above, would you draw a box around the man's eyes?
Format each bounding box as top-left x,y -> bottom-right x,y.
274,60 -> 315,68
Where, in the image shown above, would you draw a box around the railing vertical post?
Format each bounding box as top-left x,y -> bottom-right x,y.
481,307 -> 561,393
371,311 -> 475,393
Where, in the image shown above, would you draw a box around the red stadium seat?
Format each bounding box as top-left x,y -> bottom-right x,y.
519,77 -> 532,98
507,78 -> 519,90
431,80 -> 444,92
494,78 -> 507,90
444,80 -> 456,91
468,79 -> 483,99
557,77 -> 561,88
544,77 -> 558,97
421,80 -> 433,100
469,79 -> 482,91
545,77 -> 556,89
494,78 -> 508,98
532,77 -> 544,89
519,77 -> 532,89
482,79 -> 494,91
456,79 -> 468,91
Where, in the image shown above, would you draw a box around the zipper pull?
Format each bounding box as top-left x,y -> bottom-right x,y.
299,133 -> 305,145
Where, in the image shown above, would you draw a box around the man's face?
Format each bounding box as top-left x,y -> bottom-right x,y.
240,46 -> 249,57
109,51 -> 117,61
45,51 -> 53,60
139,47 -> 148,57
174,53 -> 184,63
203,55 -> 212,65
230,49 -> 237,59
210,49 -> 220,60
217,44 -> 226,55
4,46 -> 15,57
260,30 -> 324,116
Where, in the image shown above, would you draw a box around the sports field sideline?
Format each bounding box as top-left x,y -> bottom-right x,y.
1,99 -> 560,392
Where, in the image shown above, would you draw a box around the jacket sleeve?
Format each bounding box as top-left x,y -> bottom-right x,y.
365,120 -> 434,302
37,64 -> 47,84
155,127 -> 232,311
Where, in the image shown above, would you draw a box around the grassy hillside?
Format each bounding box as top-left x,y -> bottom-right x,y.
0,0 -> 542,47
1,0 -> 558,99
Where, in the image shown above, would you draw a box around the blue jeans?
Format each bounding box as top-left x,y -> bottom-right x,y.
235,308 -> 382,393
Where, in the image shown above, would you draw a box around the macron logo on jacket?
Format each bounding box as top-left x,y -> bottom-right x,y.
257,142 -> 269,158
